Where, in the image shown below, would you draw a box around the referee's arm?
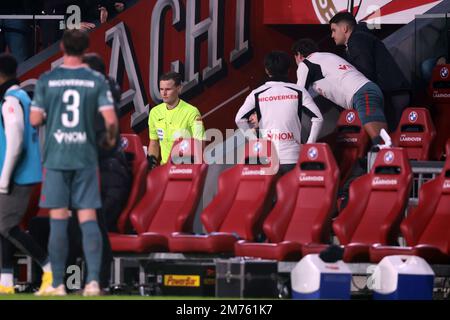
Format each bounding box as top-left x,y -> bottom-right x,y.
148,139 -> 160,159
147,108 -> 160,168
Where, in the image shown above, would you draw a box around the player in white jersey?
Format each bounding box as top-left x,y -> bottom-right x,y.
235,51 -> 323,175
292,38 -> 387,144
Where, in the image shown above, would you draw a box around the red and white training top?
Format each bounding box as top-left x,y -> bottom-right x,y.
235,80 -> 323,164
296,52 -> 370,109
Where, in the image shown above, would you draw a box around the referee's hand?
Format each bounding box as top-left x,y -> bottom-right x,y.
147,155 -> 158,170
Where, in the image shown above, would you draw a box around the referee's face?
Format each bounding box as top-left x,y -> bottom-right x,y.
160,79 -> 181,105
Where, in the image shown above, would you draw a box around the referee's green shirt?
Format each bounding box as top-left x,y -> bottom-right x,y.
148,99 -> 205,164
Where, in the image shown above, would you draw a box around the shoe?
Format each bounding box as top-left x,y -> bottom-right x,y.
34,271 -> 53,296
35,284 -> 66,296
0,284 -> 14,294
83,281 -> 101,296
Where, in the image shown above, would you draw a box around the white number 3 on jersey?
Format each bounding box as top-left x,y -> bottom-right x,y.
62,89 -> 80,128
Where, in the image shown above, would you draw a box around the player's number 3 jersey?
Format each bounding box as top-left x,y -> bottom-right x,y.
31,66 -> 114,170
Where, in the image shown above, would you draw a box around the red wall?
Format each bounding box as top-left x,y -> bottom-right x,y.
20,0 -> 300,146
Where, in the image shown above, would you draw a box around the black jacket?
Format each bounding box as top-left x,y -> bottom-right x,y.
346,28 -> 410,93
96,77 -> 121,159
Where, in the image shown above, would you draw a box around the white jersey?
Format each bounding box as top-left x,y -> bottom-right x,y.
235,81 -> 323,164
296,52 -> 370,109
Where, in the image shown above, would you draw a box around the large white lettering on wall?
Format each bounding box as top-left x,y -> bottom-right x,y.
106,22 -> 149,128
148,0 -> 249,103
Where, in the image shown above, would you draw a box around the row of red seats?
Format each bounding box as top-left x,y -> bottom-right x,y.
335,107 -> 436,188
113,134 -> 450,264
429,64 -> 450,160
20,106 -> 436,232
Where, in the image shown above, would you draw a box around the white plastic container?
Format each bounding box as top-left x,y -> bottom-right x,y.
291,254 -> 352,300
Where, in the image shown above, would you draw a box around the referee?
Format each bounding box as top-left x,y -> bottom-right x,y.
147,72 -> 205,168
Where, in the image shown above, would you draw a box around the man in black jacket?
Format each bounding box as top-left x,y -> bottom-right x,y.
329,12 -> 411,132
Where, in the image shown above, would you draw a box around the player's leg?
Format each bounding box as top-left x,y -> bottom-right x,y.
0,184 -> 52,294
72,167 -> 103,296
37,169 -> 72,296
363,121 -> 388,141
338,83 -> 389,211
353,82 -> 388,144
46,208 -> 69,295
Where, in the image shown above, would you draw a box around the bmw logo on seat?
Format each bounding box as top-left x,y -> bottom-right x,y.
346,111 -> 356,123
307,147 -> 318,160
253,142 -> 262,153
440,67 -> 449,79
119,137 -> 129,151
408,111 -> 418,123
180,140 -> 190,151
384,151 -> 395,164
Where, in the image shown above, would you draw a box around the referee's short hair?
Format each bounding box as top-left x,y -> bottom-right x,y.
329,12 -> 357,29
160,71 -> 183,86
0,53 -> 17,78
292,39 -> 319,57
264,51 -> 291,77
62,29 -> 90,56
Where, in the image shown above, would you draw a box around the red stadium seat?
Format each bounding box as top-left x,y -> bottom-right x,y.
392,107 -> 436,160
234,143 -> 340,261
429,65 -> 450,159
115,134 -> 148,233
109,139 -> 208,253
446,138 -> 450,158
333,110 -> 370,187
168,139 -> 278,254
303,148 -> 412,262
370,154 -> 450,264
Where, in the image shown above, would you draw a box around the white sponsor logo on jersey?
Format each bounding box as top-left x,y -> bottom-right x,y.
443,180 -> 450,189
53,130 -> 87,144
372,177 -> 398,186
48,79 -> 95,88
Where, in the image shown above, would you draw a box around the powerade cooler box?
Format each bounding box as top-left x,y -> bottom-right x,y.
215,258 -> 278,298
372,255 -> 435,300
291,254 -> 352,300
